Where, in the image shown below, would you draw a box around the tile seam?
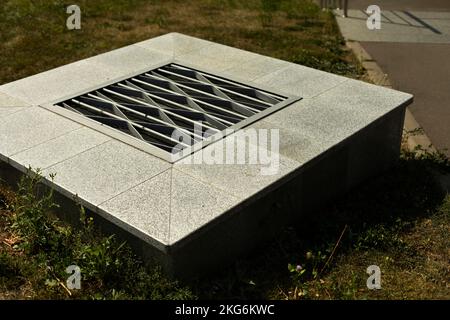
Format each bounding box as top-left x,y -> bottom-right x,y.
6,126 -> 84,160
42,139 -> 113,173
9,126 -> 86,161
0,105 -> 33,120
96,166 -> 173,208
171,167 -> 245,200
168,168 -> 173,246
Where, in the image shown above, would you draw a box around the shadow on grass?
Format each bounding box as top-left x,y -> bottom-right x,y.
1,145 -> 448,299
193,148 -> 450,299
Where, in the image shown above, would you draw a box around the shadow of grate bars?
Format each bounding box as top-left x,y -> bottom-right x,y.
55,63 -> 300,157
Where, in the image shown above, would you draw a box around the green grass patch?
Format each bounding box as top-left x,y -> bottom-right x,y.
0,0 -> 364,85
191,143 -> 450,300
0,172 -> 194,300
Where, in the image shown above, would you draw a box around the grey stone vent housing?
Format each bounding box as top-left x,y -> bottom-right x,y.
0,33 -> 412,278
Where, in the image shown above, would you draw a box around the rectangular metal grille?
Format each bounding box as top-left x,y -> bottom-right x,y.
54,63 -> 299,157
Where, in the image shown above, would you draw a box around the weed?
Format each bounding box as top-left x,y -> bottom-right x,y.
1,170 -> 194,299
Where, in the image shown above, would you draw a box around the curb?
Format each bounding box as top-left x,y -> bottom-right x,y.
346,40 -> 435,152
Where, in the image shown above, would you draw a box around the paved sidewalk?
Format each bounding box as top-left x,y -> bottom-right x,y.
334,2 -> 450,155
360,42 -> 450,154
345,0 -> 450,12
335,10 -> 450,43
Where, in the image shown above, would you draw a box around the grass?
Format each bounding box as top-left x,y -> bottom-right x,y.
190,141 -> 450,300
0,172 -> 194,299
1,0 -> 449,300
0,0 -> 364,86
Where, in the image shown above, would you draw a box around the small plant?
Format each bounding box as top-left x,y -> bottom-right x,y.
11,170 -> 66,255
1,169 -> 195,299
288,263 -> 306,283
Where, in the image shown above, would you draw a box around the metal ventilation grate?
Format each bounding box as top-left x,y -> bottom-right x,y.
55,63 -> 300,157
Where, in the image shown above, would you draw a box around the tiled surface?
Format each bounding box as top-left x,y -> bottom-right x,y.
270,80 -> 411,141
260,80 -> 411,152
0,60 -> 126,105
135,32 -> 214,57
0,48 -> 170,105
169,168 -> 239,244
0,107 -> 82,157
175,132 -> 300,201
99,169 -> 172,244
253,64 -> 349,98
224,55 -> 290,81
0,92 -> 29,107
82,44 -> 172,76
247,118 -> 326,165
98,167 -> 240,245
42,140 -> 171,206
11,127 -> 112,170
176,42 -> 260,72
254,81 -> 412,162
0,107 -> 28,119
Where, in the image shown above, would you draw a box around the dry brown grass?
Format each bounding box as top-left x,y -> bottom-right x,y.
0,0 -> 363,85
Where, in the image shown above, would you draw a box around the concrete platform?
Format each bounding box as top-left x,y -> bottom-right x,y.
0,33 -> 412,278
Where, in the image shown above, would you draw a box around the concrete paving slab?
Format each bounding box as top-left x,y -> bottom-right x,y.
0,60 -> 117,105
135,32 -> 214,57
169,168 -> 239,244
0,107 -> 82,158
81,44 -> 172,78
380,11 -> 410,25
247,118 -> 325,165
275,79 -> 411,142
175,133 -> 300,201
0,47 -> 173,106
223,55 -> 290,81
410,11 -> 450,19
10,127 -> 112,171
251,80 -> 411,163
99,167 -> 240,246
253,64 -> 349,98
42,140 -> 171,206
427,18 -> 450,34
99,169 -> 172,245
0,92 -> 29,107
393,11 -> 424,27
0,107 -> 27,119
176,42 -> 260,72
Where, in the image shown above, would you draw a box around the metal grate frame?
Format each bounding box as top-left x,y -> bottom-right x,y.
53,62 -> 301,162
